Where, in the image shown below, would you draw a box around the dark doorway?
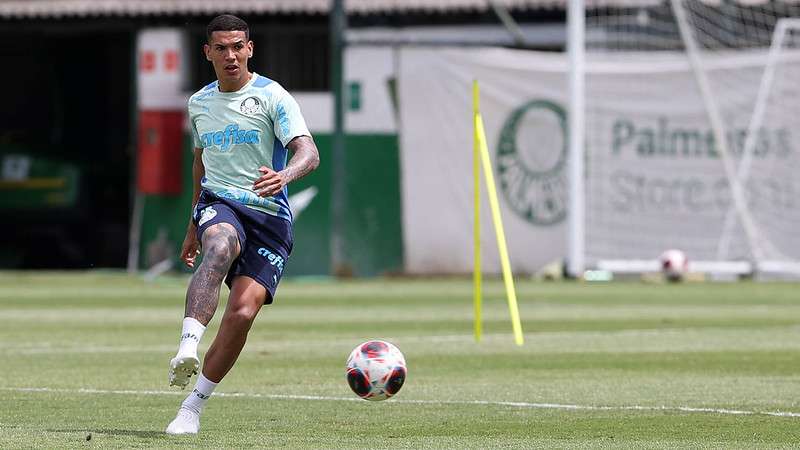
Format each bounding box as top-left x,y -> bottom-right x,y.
0,30 -> 133,268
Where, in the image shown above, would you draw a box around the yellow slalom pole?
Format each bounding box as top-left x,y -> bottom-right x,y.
472,81 -> 482,343
474,95 -> 525,346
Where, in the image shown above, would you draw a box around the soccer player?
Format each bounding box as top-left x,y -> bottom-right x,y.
165,14 -> 320,435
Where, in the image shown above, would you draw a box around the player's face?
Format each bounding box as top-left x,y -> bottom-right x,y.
204,31 -> 253,87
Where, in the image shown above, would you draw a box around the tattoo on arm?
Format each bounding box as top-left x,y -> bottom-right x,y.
184,224 -> 240,324
282,136 -> 320,184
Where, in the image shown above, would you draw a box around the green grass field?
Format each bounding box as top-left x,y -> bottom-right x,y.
0,272 -> 798,448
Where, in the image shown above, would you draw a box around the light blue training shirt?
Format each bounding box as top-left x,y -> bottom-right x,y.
188,73 -> 311,221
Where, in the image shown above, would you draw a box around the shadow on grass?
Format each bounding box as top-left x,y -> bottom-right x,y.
48,429 -> 167,439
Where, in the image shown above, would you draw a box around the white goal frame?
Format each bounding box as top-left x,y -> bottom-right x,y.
568,3 -> 800,278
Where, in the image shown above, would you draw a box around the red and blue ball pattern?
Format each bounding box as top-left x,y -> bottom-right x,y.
345,340 -> 406,401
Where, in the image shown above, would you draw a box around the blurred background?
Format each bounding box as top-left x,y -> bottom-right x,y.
0,0 -> 565,277
2,0 -> 799,281
3,3 -> 800,445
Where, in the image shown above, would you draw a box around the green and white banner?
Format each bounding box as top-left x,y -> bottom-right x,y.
398,47 -> 800,272
399,48 -> 569,274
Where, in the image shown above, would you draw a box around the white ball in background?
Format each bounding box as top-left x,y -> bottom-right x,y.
659,249 -> 688,282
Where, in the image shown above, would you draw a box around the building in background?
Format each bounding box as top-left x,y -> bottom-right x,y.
0,0 -> 562,274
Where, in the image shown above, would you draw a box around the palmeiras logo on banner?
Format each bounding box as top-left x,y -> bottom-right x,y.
497,100 -> 568,226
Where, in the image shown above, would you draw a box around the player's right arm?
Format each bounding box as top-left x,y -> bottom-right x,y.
180,147 -> 205,268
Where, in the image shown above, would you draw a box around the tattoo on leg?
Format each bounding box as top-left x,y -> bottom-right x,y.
185,225 -> 239,324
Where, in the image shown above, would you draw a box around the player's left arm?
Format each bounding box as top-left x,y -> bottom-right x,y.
254,88 -> 320,197
254,135 -> 320,197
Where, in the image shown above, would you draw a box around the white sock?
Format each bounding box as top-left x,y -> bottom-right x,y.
177,317 -> 206,356
181,372 -> 218,414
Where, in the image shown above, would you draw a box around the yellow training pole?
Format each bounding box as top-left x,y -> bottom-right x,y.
474,100 -> 525,346
472,80 -> 482,343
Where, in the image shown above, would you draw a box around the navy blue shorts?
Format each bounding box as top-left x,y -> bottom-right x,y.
193,189 -> 293,304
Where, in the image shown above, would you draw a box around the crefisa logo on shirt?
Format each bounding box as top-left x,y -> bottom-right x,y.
240,96 -> 261,115
200,124 -> 261,151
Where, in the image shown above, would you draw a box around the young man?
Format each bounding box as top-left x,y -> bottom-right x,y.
165,14 -> 320,435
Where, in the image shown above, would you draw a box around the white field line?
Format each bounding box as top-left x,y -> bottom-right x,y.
0,335 -> 511,355
4,326 -> 800,355
2,386 -> 798,419
0,345 -> 177,355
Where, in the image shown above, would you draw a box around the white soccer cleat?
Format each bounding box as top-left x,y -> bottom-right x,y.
165,407 -> 200,435
169,354 -> 200,389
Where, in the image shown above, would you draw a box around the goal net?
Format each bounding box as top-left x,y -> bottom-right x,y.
582,0 -> 800,276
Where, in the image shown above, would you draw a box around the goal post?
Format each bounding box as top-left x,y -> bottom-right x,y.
716,17 -> 800,264
573,0 -> 800,278
567,0 -> 586,278
670,0 -> 770,264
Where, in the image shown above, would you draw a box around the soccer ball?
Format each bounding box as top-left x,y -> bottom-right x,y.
345,340 -> 407,401
659,249 -> 688,282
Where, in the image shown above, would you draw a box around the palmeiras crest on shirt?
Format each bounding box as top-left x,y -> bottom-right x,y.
198,206 -> 217,227
496,100 -> 568,226
240,96 -> 261,115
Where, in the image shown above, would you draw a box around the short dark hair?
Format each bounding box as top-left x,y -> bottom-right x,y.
206,14 -> 249,42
